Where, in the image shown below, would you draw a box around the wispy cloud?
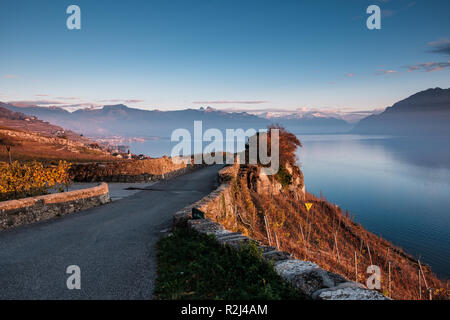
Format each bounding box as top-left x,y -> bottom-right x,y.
376,69 -> 399,75
428,38 -> 450,55
7,100 -> 64,107
3,74 -> 19,79
406,61 -> 450,72
97,99 -> 145,104
382,9 -> 396,18
98,99 -> 121,103
55,96 -> 80,100
406,1 -> 416,8
5,97 -> 146,111
193,100 -> 267,105
370,1 -> 415,20
345,73 -> 356,78
124,99 -> 145,104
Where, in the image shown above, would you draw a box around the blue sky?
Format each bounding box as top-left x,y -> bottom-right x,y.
0,0 -> 449,118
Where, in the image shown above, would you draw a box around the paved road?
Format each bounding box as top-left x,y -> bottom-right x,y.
0,165 -> 221,299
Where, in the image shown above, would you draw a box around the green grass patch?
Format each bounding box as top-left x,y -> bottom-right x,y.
154,228 -> 306,300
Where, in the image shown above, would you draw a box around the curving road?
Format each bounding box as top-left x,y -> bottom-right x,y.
0,165 -> 221,300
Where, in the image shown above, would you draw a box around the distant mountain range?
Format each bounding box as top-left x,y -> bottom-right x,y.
2,87 -> 449,139
0,103 -> 352,138
353,88 -> 450,135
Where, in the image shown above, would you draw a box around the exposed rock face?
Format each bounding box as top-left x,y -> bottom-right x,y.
239,162 -> 305,199
273,259 -> 371,299
256,171 -> 282,195
285,162 -> 305,195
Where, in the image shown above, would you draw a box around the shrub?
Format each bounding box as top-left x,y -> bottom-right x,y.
267,124 -> 302,168
0,160 -> 72,201
276,165 -> 292,187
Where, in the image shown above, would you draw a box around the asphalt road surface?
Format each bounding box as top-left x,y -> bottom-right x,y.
0,165 -> 221,299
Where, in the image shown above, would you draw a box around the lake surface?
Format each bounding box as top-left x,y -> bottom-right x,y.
296,135 -> 450,279
129,134 -> 450,279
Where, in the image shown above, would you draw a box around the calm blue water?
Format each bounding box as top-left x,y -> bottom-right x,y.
129,134 -> 450,279
296,135 -> 450,279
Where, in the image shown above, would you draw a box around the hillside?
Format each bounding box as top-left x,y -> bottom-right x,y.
353,88 -> 450,135
0,106 -> 116,163
202,130 -> 446,300
1,103 -> 352,137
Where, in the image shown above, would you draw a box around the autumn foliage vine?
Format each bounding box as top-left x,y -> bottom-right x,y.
0,160 -> 72,201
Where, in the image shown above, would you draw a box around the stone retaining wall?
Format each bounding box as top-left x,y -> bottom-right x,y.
71,163 -> 206,183
173,165 -> 389,300
0,183 -> 110,231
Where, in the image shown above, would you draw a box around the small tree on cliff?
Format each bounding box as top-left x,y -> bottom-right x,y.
245,125 -> 302,168
267,124 -> 302,168
267,125 -> 302,187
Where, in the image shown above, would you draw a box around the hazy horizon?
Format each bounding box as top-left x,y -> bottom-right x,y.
1,0 -> 449,116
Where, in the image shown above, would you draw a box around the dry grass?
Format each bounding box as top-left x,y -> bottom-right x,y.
0,129 -> 116,164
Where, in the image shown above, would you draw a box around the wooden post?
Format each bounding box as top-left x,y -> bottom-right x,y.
234,203 -> 237,229
418,260 -> 429,289
263,215 -> 272,246
7,146 -> 12,164
418,260 -> 432,300
307,221 -> 312,243
334,233 -> 341,263
388,262 -> 391,298
385,248 -> 390,268
274,231 -> 280,250
298,222 -> 308,257
354,250 -> 358,281
418,269 -> 422,300
367,243 -> 373,266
